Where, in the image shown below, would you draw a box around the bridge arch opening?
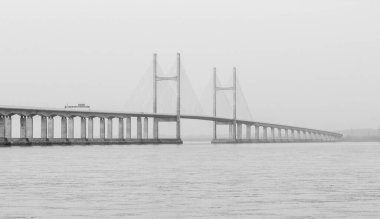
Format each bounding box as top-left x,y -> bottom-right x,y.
52,116 -> 61,138
11,114 -> 21,138
92,117 -> 100,138
73,116 -> 81,139
158,122 -> 177,139
180,119 -> 213,142
216,124 -> 230,139
32,115 -> 41,138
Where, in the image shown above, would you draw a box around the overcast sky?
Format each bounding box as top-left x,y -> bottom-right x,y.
0,0 -> 379,131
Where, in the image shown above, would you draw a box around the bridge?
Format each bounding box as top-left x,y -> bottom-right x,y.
0,53 -> 342,146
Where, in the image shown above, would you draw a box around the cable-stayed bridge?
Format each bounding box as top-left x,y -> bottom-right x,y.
0,53 -> 342,146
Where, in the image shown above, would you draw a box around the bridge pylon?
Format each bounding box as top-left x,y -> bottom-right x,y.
213,67 -> 237,142
152,53 -> 182,143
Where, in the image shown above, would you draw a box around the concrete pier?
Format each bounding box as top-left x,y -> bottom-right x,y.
118,118 -> 124,139
107,118 -> 112,139
41,116 -> 47,139
48,116 -> 54,139
237,123 -> 242,140
137,117 -> 142,139
20,116 -> 26,138
255,126 -> 259,140
285,129 -> 289,141
229,124 -> 233,139
5,116 -> 12,138
290,129 -> 296,141
61,117 -> 67,139
0,116 -> 5,138
246,125 -> 251,140
143,117 -> 148,139
68,117 -> 74,139
26,116 -> 33,138
126,117 -> 131,139
81,117 -> 86,139
263,127 -> 267,141
88,118 -> 93,139
100,118 -> 105,139
153,118 -> 158,139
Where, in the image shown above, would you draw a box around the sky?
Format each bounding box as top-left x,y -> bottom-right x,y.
0,0 -> 379,132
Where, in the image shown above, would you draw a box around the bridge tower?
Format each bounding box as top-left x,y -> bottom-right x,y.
213,67 -> 237,141
153,53 -> 181,141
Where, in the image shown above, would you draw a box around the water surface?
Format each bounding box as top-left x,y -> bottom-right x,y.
1,142 -> 380,218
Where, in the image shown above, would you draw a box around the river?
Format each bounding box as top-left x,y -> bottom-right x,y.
1,142 -> 379,218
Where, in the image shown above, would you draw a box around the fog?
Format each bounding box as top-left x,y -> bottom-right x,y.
0,0 -> 379,131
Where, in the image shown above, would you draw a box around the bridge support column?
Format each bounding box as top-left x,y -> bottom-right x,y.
255,126 -> 259,140
229,124 -> 233,139
100,118 -> 105,139
233,68 -> 237,140
237,123 -> 242,140
246,125 -> 251,140
271,127 -> 275,142
81,117 -> 86,139
87,118 -> 93,139
48,116 -> 54,139
176,54 -> 181,141
5,116 -> 12,138
107,118 -> 113,139
0,116 -> 5,138
153,118 -> 158,139
213,121 -> 216,140
213,67 -> 216,140
41,116 -> 47,139
278,128 -> 282,141
68,117 -> 74,139
137,117 -> 142,139
20,116 -> 26,138
26,116 -> 33,139
118,118 -> 124,139
126,117 -> 131,139
61,117 -> 67,139
143,117 -> 148,139
285,129 -> 289,141
263,127 -> 267,141
291,130 -> 295,141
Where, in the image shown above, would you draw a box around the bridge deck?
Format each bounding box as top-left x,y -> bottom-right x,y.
0,105 -> 342,137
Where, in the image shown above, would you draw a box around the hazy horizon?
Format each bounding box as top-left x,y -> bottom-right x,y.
1,0 -> 379,131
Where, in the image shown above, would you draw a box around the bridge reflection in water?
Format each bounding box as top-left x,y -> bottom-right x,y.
0,53 -> 342,146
